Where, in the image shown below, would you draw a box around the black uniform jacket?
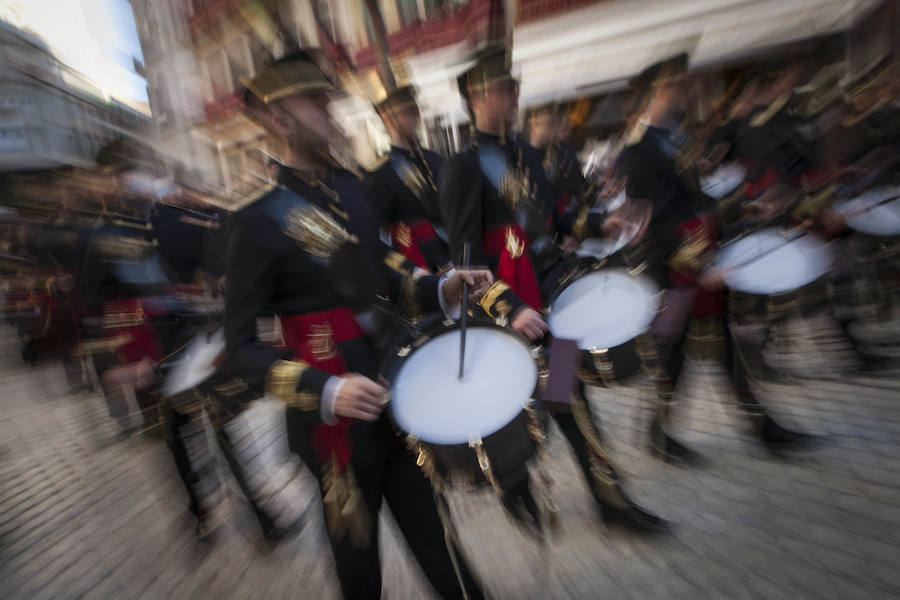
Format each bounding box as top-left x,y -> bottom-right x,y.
223,165 -> 442,423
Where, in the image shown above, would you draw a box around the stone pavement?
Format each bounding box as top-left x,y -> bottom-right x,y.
1,320 -> 899,600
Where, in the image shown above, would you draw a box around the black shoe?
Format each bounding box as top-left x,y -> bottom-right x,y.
761,416 -> 812,450
600,501 -> 669,534
501,484 -> 543,539
650,425 -> 699,465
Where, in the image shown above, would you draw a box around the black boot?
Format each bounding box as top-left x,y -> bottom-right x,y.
590,459 -> 668,534
760,415 -> 812,450
650,421 -> 698,465
500,470 -> 543,538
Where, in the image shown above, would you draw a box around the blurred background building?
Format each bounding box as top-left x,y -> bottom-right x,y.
120,0 -> 892,205
0,19 -> 149,174
3,0 -> 890,204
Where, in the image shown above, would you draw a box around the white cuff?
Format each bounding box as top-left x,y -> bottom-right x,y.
438,269 -> 462,320
320,376 -> 345,425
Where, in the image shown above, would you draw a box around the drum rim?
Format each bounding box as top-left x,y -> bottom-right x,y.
715,227 -> 835,294
546,266 -> 661,349
383,318 -> 538,446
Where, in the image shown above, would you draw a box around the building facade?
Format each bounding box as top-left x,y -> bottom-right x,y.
0,20 -> 150,174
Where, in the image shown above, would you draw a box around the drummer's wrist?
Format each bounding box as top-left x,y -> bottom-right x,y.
438,269 -> 462,319
320,376 -> 344,425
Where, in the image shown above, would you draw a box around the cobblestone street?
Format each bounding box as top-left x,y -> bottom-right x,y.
2,320 -> 899,599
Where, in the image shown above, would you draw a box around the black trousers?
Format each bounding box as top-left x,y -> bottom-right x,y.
287,413 -> 483,600
657,311 -> 766,424
165,403 -> 275,531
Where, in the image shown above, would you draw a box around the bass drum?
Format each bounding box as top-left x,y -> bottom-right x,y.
381,315 -> 539,488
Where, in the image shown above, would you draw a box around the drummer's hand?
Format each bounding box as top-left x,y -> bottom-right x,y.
697,267 -> 727,291
135,356 -> 155,390
560,235 -> 578,254
601,215 -> 625,239
818,207 -> 847,236
442,269 -> 494,304
511,307 -> 548,342
334,374 -> 386,422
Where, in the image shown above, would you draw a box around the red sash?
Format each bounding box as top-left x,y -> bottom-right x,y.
483,224 -> 543,311
279,307 -> 366,470
390,219 -> 438,271
744,167 -> 778,197
669,215 -> 724,318
102,299 -> 163,362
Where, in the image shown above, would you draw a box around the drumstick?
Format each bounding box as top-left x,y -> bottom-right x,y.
839,194 -> 900,220
458,243 -> 471,381
726,228 -> 811,271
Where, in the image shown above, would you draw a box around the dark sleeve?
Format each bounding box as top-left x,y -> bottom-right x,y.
438,153 -> 527,320
438,153 -> 486,266
620,143 -> 675,217
363,168 -> 395,226
380,248 -> 441,317
223,209 -> 331,420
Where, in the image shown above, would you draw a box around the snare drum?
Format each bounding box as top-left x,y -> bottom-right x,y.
383,318 -> 539,489
701,162 -> 747,200
161,329 -> 226,414
546,266 -> 660,383
833,185 -> 900,238
714,228 -> 835,320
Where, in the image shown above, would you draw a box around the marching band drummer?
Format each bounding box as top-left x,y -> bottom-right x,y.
226,49 -> 489,600
439,45 -> 665,533
365,85 -> 451,272
617,53 -> 814,464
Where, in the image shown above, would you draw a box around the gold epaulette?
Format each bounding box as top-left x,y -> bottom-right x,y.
265,359 -> 319,411
668,224 -> 714,275
478,281 -> 514,324
231,182 -> 276,212
749,92 -> 791,128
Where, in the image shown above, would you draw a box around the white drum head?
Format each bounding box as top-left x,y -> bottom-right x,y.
576,238 -> 622,260
163,329 -> 225,397
548,269 -> 659,350
834,185 -> 900,237
701,163 -> 747,200
714,229 -> 834,294
390,327 -> 536,445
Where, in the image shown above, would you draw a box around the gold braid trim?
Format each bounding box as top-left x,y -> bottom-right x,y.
572,204 -> 591,242
403,271 -> 423,318
384,250 -> 410,275
790,184 -> 837,222
322,458 -> 372,548
477,281 -> 513,322
265,359 -> 318,411
667,225 -> 714,275
570,392 -> 628,509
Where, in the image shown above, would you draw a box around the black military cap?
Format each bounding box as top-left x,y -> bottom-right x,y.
374,85 -> 419,116
242,48 -> 339,105
525,99 -> 572,122
628,52 -> 690,94
456,44 -> 517,102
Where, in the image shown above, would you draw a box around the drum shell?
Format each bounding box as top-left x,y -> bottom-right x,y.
728,278 -> 829,322
423,411 -> 537,488
577,342 -> 642,384
162,387 -> 206,416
